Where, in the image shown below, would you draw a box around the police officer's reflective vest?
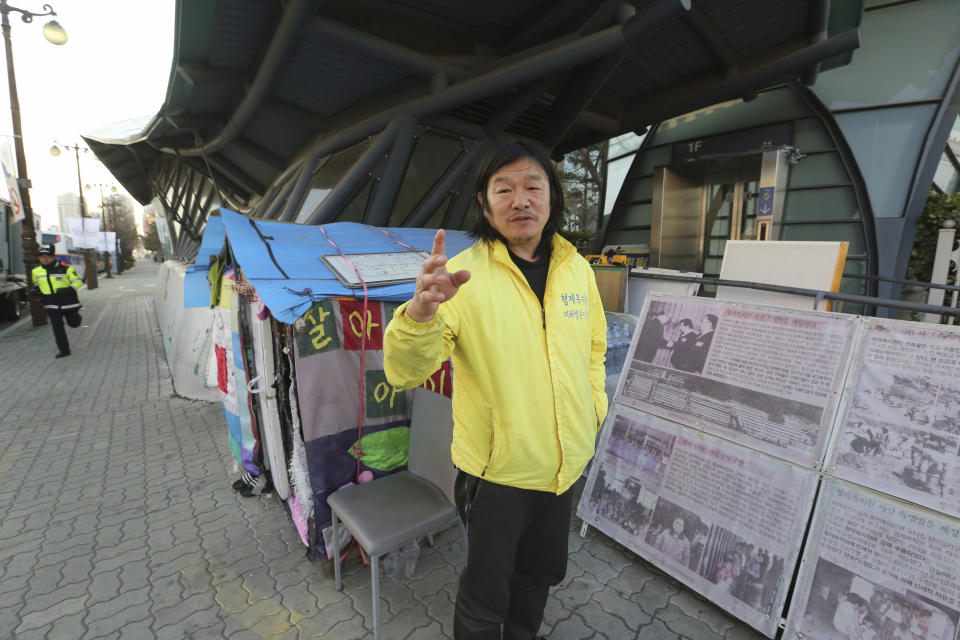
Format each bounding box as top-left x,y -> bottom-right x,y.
31,262 -> 83,308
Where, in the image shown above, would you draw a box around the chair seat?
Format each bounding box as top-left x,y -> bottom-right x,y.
328,471 -> 457,556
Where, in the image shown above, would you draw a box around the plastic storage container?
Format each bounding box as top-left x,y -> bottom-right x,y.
603,311 -> 638,407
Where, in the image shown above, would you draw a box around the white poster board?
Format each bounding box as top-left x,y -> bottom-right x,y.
786,479 -> 960,640
96,231 -> 116,252
619,293 -> 857,467
825,318 -> 960,518
716,241 -> 847,310
578,405 -> 818,637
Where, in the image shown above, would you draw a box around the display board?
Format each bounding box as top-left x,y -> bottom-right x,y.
579,405 -> 818,637
786,479 -> 960,640
619,293 -> 857,467
716,240 -> 847,310
825,318 -> 960,518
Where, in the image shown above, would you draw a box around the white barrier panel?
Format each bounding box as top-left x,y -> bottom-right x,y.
155,261 -> 220,402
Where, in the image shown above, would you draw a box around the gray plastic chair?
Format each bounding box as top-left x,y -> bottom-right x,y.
328,387 -> 463,640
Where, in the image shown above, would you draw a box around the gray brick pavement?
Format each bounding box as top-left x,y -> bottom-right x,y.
0,260 -> 768,639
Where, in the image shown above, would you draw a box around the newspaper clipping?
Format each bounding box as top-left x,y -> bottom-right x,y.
617,293 -> 857,467
826,319 -> 960,519
787,479 -> 960,640
578,405 -> 818,637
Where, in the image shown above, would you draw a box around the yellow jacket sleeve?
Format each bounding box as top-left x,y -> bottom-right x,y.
66,266 -> 84,290
588,273 -> 608,431
383,299 -> 458,390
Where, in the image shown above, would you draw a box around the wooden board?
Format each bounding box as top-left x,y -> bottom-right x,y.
716,241 -> 848,310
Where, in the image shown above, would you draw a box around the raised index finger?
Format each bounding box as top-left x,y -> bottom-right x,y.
432,229 -> 446,258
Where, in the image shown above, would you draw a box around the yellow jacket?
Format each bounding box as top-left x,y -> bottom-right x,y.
31,262 -> 83,310
384,234 -> 607,494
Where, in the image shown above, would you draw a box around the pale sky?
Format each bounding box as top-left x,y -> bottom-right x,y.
0,0 -> 174,230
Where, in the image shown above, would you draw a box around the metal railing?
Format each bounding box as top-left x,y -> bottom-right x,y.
628,271 -> 960,319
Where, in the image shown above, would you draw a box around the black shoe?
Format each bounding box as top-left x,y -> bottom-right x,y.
239,474 -> 273,497
232,472 -> 255,491
55,351 -> 71,358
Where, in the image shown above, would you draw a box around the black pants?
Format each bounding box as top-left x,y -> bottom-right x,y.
453,471 -> 573,640
47,308 -> 81,354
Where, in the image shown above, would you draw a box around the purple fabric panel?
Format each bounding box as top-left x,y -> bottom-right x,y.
305,420 -> 409,555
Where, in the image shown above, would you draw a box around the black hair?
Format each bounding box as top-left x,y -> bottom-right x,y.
469,139 -> 564,261
679,318 -> 694,328
703,314 -> 718,330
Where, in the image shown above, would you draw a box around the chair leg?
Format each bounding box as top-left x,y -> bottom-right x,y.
331,510 -> 342,591
371,553 -> 381,640
426,533 -> 436,547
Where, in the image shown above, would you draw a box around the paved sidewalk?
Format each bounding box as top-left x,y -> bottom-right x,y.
0,259 -> 767,639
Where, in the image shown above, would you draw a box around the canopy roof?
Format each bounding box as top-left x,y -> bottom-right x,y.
84,0 -> 862,208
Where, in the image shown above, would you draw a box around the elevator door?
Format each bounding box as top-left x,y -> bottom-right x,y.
699,162 -> 760,294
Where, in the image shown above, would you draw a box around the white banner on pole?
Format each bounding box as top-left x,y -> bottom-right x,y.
66,217 -> 101,249
0,142 -> 23,224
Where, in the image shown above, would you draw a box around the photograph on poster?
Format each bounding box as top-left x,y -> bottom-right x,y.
620,294 -> 855,466
620,360 -> 824,458
586,467 -> 656,541
636,301 -> 718,374
796,558 -> 958,640
643,496 -> 787,615
695,526 -> 786,613
644,496 -> 709,571
601,412 -> 676,487
834,416 -> 956,499
933,382 -> 960,435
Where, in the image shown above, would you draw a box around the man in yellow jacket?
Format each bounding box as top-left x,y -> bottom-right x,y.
384,140 -> 607,640
31,245 -> 84,357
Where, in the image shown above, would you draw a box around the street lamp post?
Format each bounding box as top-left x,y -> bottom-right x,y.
85,182 -> 117,277
1,1 -> 67,324
51,141 -> 97,289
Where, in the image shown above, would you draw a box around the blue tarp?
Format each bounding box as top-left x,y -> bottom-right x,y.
184,215 -> 226,308
218,208 -> 474,324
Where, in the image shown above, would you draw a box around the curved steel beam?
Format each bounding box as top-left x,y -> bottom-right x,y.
620,28 -> 861,132
156,0 -> 319,157
304,116 -> 410,225
284,0 -> 690,180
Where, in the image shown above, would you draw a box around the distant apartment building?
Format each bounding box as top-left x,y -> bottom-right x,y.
56,192 -> 82,232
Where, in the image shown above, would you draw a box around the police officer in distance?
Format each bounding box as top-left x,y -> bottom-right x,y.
31,245 -> 84,358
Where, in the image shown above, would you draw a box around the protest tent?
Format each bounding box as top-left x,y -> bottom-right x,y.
198,208 -> 472,559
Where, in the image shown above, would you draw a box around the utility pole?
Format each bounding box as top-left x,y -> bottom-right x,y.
99,185 -> 112,278
2,1 -> 68,324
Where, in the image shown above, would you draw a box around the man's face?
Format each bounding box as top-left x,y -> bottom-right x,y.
38,254 -> 54,265
479,157 -> 550,253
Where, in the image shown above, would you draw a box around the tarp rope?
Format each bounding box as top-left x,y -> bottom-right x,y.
378,228 -> 431,258
317,225 -> 369,483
